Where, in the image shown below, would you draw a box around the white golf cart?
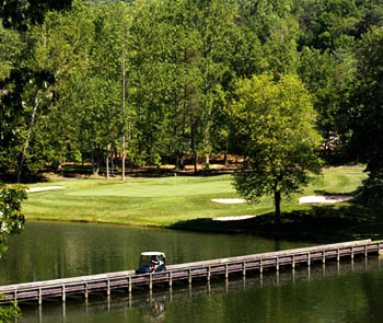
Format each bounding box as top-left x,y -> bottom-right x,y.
136,251 -> 166,274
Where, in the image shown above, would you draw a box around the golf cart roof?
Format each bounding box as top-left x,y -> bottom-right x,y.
140,251 -> 165,257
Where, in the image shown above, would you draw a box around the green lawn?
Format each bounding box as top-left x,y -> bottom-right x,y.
24,165 -> 367,228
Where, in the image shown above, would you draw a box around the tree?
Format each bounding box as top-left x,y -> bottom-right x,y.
0,184 -> 26,321
0,0 -> 71,31
348,26 -> 383,205
231,74 -> 322,224
299,46 -> 356,156
196,0 -> 239,168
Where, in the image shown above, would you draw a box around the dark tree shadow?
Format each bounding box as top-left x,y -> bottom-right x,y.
170,202 -> 383,244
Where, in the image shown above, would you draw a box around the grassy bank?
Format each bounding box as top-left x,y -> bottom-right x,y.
24,165 -> 367,229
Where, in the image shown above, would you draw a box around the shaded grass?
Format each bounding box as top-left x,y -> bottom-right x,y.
172,203 -> 383,243
24,165 -> 368,234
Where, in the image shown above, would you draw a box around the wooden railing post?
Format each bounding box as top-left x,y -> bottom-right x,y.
107,279 -> 111,296
242,262 -> 246,277
84,282 -> 88,300
169,272 -> 173,288
38,288 -> 42,305
62,285 -> 66,302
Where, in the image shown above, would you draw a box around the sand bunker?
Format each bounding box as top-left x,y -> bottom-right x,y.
211,198 -> 246,204
213,215 -> 255,222
27,186 -> 65,193
299,195 -> 352,205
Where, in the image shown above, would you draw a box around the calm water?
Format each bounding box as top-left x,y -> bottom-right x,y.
1,221 -> 383,322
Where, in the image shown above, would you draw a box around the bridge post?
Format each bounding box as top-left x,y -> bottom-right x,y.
149,274 -> 153,290
322,251 -> 326,264
207,266 -> 211,282
225,264 -> 229,279
307,253 -> 311,267
337,248 -> 340,262
62,285 -> 66,302
188,269 -> 192,285
13,289 -> 17,305
38,288 -> 42,305
128,276 -> 132,293
379,243 -> 383,255
107,279 -> 111,296
169,272 -> 173,288
84,282 -> 88,300
276,257 -> 279,272
365,245 -> 368,257
292,255 -> 295,269
260,259 -> 263,274
242,262 -> 246,277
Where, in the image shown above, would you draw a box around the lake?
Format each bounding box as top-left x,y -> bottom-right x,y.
1,221 -> 383,322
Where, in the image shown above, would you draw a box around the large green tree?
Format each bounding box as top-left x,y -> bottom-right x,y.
348,26 -> 383,205
231,74 -> 322,224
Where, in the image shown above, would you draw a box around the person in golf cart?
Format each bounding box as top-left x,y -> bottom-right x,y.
136,252 -> 166,274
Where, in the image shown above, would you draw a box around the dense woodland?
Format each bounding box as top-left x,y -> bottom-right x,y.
1,0 -> 383,201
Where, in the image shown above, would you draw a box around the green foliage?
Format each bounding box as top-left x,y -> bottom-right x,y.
348,26 -> 383,205
0,185 -> 27,243
231,74 -> 322,222
0,184 -> 26,321
0,295 -> 21,323
0,0 -> 383,202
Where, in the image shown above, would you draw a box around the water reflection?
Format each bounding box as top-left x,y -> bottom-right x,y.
0,221 -> 311,285
20,256 -> 383,323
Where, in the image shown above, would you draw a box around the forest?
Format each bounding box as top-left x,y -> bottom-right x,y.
1,0 -> 383,203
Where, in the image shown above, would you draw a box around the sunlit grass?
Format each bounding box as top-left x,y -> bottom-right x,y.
24,165 -> 367,227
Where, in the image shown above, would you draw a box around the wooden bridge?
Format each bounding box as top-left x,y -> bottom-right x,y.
1,239 -> 382,305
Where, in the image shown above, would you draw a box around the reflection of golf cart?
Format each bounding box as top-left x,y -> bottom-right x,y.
136,252 -> 166,274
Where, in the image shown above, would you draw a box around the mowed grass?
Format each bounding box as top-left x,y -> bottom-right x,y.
24,165 -> 367,227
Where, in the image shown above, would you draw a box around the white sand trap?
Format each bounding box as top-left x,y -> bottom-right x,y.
299,195 -> 352,205
213,215 -> 255,222
212,198 -> 246,204
27,186 -> 65,193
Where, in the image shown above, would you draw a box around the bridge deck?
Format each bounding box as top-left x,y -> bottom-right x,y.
1,239 -> 382,305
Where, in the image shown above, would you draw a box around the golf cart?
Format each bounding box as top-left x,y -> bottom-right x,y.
136,252 -> 166,274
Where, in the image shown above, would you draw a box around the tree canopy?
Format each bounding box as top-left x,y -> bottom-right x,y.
231,74 -> 322,223
0,0 -> 382,203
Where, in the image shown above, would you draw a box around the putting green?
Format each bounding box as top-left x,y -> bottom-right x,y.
66,177 -> 236,198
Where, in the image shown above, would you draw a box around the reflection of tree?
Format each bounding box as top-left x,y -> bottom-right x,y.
0,184 -> 27,321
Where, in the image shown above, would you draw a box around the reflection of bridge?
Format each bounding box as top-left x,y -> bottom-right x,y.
1,239 -> 382,305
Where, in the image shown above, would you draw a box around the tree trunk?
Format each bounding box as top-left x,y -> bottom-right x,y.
121,136 -> 126,180
91,147 -> 96,174
106,147 -> 110,180
274,190 -> 281,226
121,39 -> 126,181
224,138 -> 229,166
16,97 -> 39,183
